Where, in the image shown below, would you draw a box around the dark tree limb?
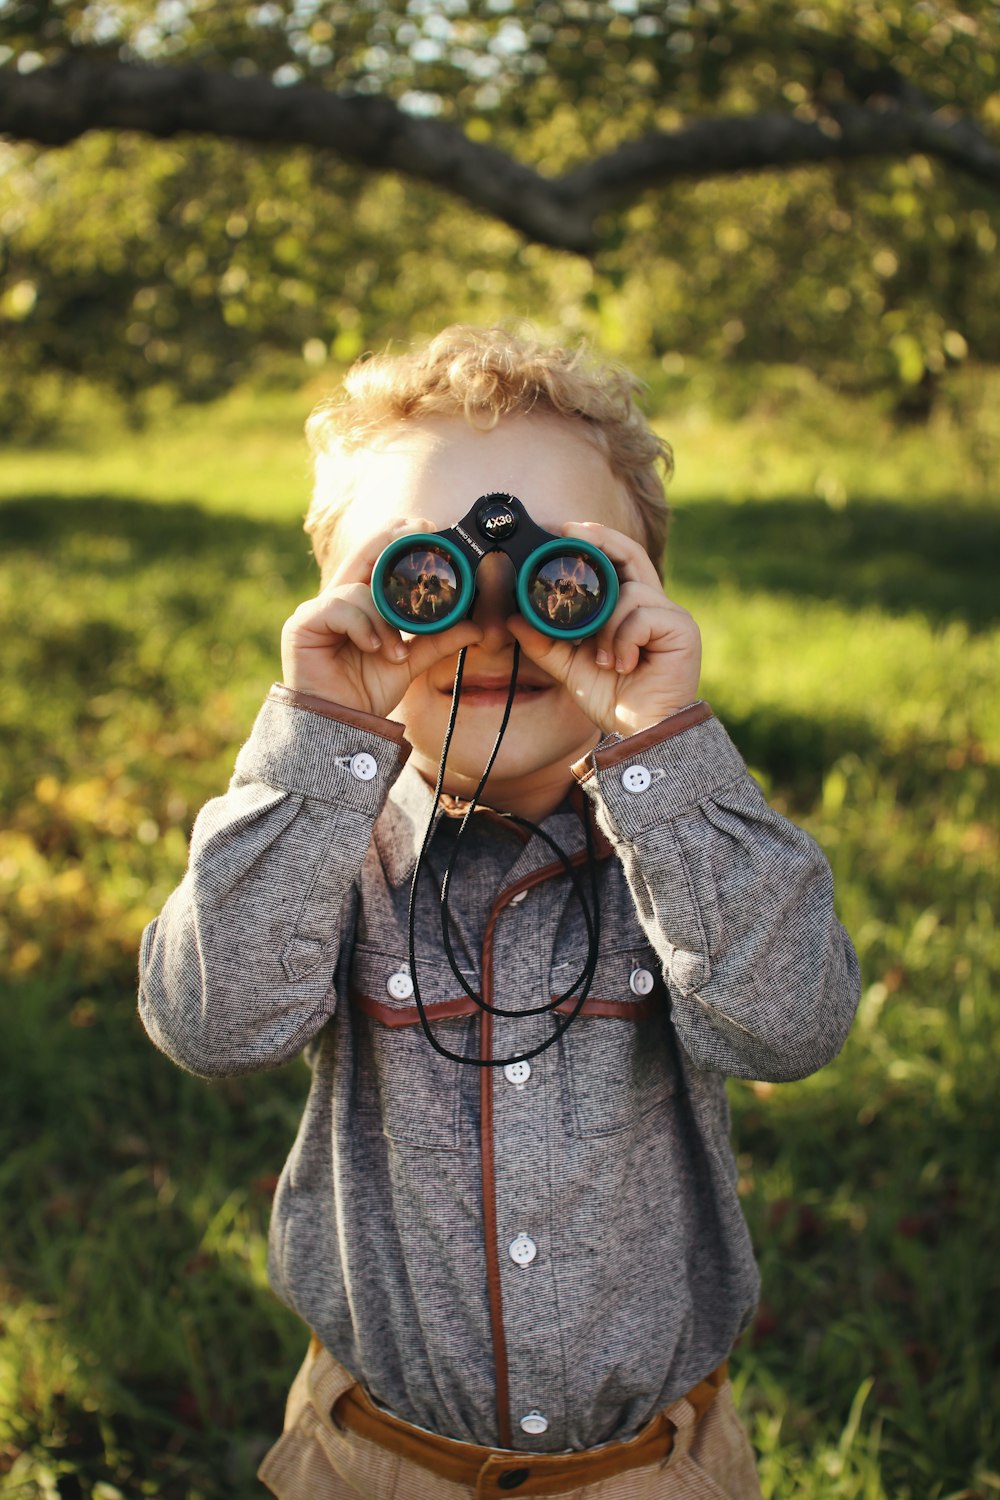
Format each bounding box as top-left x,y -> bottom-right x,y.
1,56 -> 997,254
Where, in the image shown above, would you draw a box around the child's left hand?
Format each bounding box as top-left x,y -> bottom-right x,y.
507,521 -> 702,740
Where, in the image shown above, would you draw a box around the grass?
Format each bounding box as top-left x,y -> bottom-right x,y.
1,371 -> 998,1498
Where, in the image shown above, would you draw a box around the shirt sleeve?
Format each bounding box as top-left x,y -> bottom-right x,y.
137,687 -> 410,1079
571,703 -> 861,1081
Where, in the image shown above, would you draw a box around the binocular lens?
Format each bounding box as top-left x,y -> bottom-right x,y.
381,545 -> 462,626
524,552 -> 606,633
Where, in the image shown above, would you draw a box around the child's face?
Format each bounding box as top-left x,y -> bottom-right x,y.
335,414 -> 643,805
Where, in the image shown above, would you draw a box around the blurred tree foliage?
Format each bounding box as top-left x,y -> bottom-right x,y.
0,0 -> 998,426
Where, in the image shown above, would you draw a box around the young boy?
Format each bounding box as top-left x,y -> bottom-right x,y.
139,325 -> 861,1499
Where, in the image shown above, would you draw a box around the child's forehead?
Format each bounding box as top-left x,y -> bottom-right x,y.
339,414 -> 636,540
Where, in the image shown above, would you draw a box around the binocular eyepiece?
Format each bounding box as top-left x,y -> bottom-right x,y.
371,494 -> 619,641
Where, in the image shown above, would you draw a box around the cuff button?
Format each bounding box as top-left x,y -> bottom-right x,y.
349,752 -> 378,781
621,763 -> 652,793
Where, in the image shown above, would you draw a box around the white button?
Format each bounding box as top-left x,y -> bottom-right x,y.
349,752 -> 378,781
629,967 -> 654,996
520,1411 -> 549,1436
508,1232 -> 537,1266
504,1060 -> 531,1086
621,763 -> 651,793
509,890 -> 528,905
386,971 -> 413,1000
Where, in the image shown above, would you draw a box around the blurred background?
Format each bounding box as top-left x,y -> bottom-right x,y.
1,2 -> 998,1496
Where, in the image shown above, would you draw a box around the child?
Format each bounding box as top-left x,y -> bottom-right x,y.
139,325 -> 861,1499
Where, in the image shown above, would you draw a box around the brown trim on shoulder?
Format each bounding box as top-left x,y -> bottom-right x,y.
571,701 -> 713,783
268,683 -> 412,756
351,991 -> 480,1027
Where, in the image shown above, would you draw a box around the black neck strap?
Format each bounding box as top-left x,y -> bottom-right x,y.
407,644 -> 601,1067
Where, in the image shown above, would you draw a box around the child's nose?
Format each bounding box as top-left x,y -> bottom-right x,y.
471,553 -> 517,650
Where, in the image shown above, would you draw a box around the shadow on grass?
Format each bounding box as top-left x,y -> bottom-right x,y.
0,494 -> 310,568
669,496 -> 1000,630
2,490 -> 998,632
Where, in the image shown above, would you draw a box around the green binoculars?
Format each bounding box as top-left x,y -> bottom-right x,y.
371,493 -> 619,641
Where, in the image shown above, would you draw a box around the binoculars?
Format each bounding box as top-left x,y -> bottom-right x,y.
371,493 -> 619,641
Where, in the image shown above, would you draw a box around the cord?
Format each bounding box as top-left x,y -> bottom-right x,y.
407,643 -> 601,1067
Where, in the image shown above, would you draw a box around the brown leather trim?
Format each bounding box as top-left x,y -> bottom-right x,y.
354,991 -> 654,1028
352,991 -> 480,1027
478,908 -> 511,1448
552,994 -> 656,1020
570,701 -> 713,783
438,795 -> 533,843
330,1358 -> 729,1488
268,683 -> 412,758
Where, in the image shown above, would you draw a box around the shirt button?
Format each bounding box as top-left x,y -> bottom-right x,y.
519,1411 -> 549,1436
629,967 -> 654,996
503,1061 -> 531,1086
621,763 -> 651,794
508,1232 -> 537,1266
508,890 -> 527,905
349,752 -> 378,782
386,971 -> 413,1000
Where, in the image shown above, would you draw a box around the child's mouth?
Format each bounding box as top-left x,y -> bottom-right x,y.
446,680 -> 551,707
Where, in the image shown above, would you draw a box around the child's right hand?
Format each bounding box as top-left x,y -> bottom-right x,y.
280,518 -> 483,720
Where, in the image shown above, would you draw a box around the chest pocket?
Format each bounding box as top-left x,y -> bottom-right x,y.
349,944 -> 481,1150
556,946 -> 680,1139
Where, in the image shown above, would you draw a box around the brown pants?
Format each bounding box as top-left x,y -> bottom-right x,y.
258,1341 -> 764,1500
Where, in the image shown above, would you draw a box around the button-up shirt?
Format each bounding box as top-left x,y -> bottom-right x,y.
138,688 -> 860,1452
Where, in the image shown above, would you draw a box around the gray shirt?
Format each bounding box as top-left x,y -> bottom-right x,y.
138,690 -> 860,1452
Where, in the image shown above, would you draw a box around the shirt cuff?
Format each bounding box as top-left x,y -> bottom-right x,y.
571,702 -> 749,839
266,684 -> 411,750
231,685 -> 411,813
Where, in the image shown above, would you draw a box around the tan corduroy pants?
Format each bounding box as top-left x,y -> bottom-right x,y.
258,1339 -> 763,1500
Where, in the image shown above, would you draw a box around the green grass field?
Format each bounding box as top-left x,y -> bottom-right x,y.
1,374 -> 998,1498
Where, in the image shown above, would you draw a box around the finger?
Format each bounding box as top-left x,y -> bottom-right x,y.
328,515 -> 438,590
611,603 -> 697,673
286,593 -> 389,657
560,521 -> 663,591
589,581 -> 667,668
402,619 -> 484,681
320,582 -> 411,658
506,614 -> 577,685
334,580 -> 415,659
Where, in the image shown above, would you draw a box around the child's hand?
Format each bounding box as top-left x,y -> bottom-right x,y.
507,521 -> 702,740
280,518 -> 483,719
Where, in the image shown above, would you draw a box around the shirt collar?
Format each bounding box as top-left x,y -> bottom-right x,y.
373,759 -> 613,890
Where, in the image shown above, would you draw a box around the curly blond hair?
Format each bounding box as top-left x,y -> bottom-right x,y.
304,324 -> 672,580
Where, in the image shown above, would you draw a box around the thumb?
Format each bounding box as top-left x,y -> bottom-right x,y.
402,619 -> 484,682
507,616 -> 577,686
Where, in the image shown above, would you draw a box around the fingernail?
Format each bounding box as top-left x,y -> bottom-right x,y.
595,649 -> 611,667
394,643 -> 408,660
370,634 -> 381,650
615,656 -> 626,673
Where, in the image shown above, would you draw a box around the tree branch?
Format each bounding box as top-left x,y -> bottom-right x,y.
1,56 -> 997,254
